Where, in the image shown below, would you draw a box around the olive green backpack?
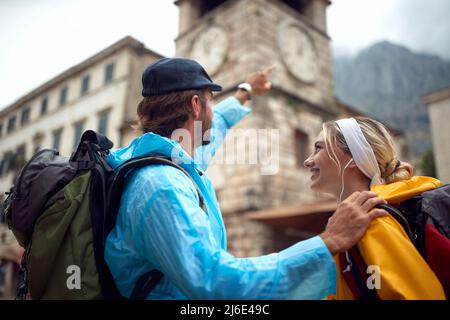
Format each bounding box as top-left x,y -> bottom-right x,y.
2,130 -> 205,300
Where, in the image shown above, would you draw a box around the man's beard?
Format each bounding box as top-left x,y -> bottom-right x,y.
200,108 -> 212,146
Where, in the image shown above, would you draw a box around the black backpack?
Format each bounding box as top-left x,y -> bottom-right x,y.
2,130 -> 204,299
340,184 -> 450,299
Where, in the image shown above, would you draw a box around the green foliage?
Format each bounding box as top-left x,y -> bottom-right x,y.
421,149 -> 437,177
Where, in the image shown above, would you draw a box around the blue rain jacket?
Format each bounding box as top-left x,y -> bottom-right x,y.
105,96 -> 336,299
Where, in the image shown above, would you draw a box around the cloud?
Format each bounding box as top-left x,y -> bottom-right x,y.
327,0 -> 398,57
328,0 -> 450,60
385,0 -> 450,59
0,0 -> 178,109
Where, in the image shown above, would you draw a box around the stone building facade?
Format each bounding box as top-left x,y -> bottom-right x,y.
0,37 -> 163,199
175,0 -> 341,256
174,0 -> 407,257
423,86 -> 450,184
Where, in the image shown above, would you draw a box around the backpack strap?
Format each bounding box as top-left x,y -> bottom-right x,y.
129,270 -> 164,300
16,245 -> 30,300
376,203 -> 417,246
107,155 -> 206,232
339,204 -> 419,300
106,155 -> 207,300
339,247 -> 380,300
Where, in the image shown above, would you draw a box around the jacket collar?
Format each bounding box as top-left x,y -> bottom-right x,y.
107,132 -> 197,171
371,176 -> 442,204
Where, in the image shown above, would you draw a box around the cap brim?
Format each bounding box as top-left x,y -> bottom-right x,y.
208,83 -> 222,92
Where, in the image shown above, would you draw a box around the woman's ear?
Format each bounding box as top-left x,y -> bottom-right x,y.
343,158 -> 356,170
349,158 -> 359,169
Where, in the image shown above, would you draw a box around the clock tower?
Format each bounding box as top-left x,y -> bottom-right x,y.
175,0 -> 338,256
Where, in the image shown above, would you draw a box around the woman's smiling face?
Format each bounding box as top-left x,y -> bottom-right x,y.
303,132 -> 350,195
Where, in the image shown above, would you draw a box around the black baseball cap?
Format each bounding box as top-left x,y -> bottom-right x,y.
141,57 -> 222,97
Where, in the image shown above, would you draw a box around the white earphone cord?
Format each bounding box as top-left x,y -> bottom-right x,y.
339,158 -> 353,202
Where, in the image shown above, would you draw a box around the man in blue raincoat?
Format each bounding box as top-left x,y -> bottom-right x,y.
104,57 -> 387,299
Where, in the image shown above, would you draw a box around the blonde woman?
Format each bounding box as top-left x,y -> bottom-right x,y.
304,117 -> 445,300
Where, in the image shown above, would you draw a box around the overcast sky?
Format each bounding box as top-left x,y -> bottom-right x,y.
1,0 -> 450,110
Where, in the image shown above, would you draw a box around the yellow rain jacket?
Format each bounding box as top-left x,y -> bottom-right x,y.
332,176 -> 446,300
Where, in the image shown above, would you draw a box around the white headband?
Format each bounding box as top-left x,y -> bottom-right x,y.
335,118 -> 384,187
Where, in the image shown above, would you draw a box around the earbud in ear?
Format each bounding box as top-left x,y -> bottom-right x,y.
343,158 -> 354,170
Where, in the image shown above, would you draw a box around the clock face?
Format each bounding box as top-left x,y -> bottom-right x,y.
190,25 -> 228,76
278,23 -> 319,83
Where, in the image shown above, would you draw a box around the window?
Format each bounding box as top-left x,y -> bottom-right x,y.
15,144 -> 26,170
59,86 -> 68,107
199,0 -> 225,16
33,132 -> 44,154
41,97 -> 48,115
21,107 -> 31,126
7,116 -> 16,133
97,110 -> 110,136
73,120 -> 85,148
81,75 -> 90,96
1,152 -> 13,175
294,129 -> 309,168
104,63 -> 114,84
281,0 -> 307,15
52,129 -> 63,151
1,148 -> 26,174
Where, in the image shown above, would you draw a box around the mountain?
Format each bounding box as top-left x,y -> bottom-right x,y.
333,41 -> 450,156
